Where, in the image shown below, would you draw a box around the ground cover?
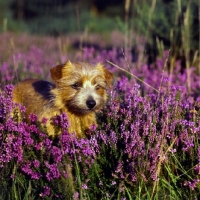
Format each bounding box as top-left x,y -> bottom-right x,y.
0,32 -> 200,199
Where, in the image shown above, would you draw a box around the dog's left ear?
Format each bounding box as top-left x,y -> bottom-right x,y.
96,63 -> 113,87
50,61 -> 73,83
50,64 -> 64,83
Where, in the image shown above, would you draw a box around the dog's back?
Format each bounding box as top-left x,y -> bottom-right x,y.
13,79 -> 55,119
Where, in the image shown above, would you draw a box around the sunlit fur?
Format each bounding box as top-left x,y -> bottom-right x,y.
12,61 -> 113,137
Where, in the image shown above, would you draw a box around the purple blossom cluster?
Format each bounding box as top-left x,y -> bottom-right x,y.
94,81 -> 200,186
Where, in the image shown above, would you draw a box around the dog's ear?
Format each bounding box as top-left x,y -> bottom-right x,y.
50,64 -> 64,82
50,61 -> 73,83
96,63 -> 113,87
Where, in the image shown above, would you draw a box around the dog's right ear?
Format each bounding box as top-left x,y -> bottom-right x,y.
50,61 -> 73,83
96,63 -> 113,87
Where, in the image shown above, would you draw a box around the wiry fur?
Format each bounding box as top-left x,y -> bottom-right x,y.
12,61 -> 113,137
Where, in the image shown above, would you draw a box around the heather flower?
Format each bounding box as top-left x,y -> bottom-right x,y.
45,161 -> 61,181
32,159 -> 40,168
184,179 -> 200,190
34,142 -> 43,151
28,124 -> 40,134
10,174 -> 16,179
29,114 -> 38,123
0,124 -> 4,131
40,186 -> 51,197
81,183 -> 88,190
21,162 -> 41,180
50,146 -> 62,163
53,113 -> 69,129
194,164 -> 200,175
73,192 -> 79,199
41,117 -> 48,124
4,84 -> 14,96
111,181 -> 116,185
44,138 -> 52,148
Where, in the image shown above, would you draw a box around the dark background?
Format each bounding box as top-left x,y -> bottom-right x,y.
0,0 -> 199,66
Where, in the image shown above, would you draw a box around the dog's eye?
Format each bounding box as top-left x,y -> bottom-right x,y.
71,83 -> 81,89
95,85 -> 101,90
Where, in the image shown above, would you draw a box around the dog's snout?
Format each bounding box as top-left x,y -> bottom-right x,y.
86,98 -> 96,109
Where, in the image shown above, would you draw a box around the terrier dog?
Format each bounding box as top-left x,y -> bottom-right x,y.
12,61 -> 113,137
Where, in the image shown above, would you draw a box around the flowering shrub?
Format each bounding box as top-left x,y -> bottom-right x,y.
0,33 -> 200,199
93,82 -> 200,199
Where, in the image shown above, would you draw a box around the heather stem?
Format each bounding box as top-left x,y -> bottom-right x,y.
72,141 -> 83,199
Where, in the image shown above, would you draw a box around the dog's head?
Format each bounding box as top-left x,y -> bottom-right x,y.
50,61 -> 113,115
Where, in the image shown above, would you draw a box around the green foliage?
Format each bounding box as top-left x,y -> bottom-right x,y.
0,0 -> 27,33
28,11 -> 118,35
131,0 -> 199,65
0,0 -> 119,35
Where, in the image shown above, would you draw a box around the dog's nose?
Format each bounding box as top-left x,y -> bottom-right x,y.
86,99 -> 96,109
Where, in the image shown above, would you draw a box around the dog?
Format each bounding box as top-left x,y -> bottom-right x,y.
12,61 -> 113,138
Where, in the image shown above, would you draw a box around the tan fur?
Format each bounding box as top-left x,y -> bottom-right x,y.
12,61 -> 113,137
